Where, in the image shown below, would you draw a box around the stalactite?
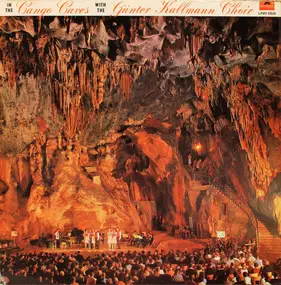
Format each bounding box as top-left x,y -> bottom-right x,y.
109,63 -> 116,91
130,19 -> 137,42
51,103 -> 57,121
65,105 -> 78,139
121,72 -> 125,99
121,71 -> 132,100
266,109 -> 281,140
116,24 -> 126,41
190,35 -> 204,58
63,86 -> 67,115
115,63 -> 122,86
127,72 -> 132,100
59,82 -> 63,111
92,72 -> 98,110
78,62 -> 87,95
85,70 -> 90,95
97,63 -> 107,107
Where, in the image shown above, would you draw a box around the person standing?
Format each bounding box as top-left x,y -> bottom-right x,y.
87,229 -> 92,250
91,230 -> 96,250
86,271 -> 96,285
196,159 -> 202,171
116,228 -> 122,249
188,153 -> 192,167
111,229 -> 117,250
96,231 -> 100,249
107,229 -> 112,250
54,229 -> 60,249
83,229 -> 89,249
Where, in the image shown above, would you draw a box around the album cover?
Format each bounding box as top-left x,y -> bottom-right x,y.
0,1 -> 280,284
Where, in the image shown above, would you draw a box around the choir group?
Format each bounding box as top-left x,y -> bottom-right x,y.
54,228 -> 122,250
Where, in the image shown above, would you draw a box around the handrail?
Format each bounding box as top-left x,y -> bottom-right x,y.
187,169 -> 259,250
191,171 -> 212,185
214,183 -> 257,223
234,221 -> 252,241
210,178 -> 259,251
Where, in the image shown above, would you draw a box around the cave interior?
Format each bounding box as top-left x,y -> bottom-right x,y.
0,16 -> 281,258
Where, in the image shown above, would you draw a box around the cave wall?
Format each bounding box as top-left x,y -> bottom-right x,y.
0,76 -> 63,154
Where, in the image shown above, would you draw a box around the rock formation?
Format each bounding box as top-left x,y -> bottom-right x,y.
0,16 -> 280,241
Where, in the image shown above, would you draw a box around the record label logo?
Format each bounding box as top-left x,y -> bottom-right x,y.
259,1 -> 275,10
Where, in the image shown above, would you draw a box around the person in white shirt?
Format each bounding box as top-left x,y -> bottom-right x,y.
226,256 -> 235,267
211,253 -> 220,265
126,264 -> 132,271
87,229 -> 92,250
0,271 -> 9,285
241,264 -> 248,275
247,253 -> 256,264
188,153 -> 192,167
255,256 -> 263,267
107,229 -> 113,250
225,273 -> 237,285
111,230 -> 117,250
261,277 -> 272,285
239,254 -> 246,264
83,229 -> 89,249
91,230 -> 96,250
243,272 -> 252,285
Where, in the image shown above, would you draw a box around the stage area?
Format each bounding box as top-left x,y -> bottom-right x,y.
23,231 -> 210,255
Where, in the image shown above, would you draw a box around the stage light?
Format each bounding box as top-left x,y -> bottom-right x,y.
195,143 -> 201,151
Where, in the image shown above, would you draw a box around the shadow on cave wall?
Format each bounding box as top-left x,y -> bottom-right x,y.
112,131 -> 193,226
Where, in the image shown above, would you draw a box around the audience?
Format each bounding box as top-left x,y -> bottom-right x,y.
0,238 -> 280,284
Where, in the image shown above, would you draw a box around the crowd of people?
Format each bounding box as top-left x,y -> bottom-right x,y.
1,237 -> 280,285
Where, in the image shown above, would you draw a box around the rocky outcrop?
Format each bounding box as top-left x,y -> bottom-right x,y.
23,145 -> 143,239
0,155 -> 21,236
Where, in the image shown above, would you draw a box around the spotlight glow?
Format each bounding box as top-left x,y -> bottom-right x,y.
195,143 -> 201,151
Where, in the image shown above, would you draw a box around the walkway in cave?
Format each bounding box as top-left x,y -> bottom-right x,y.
190,171 -> 281,261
